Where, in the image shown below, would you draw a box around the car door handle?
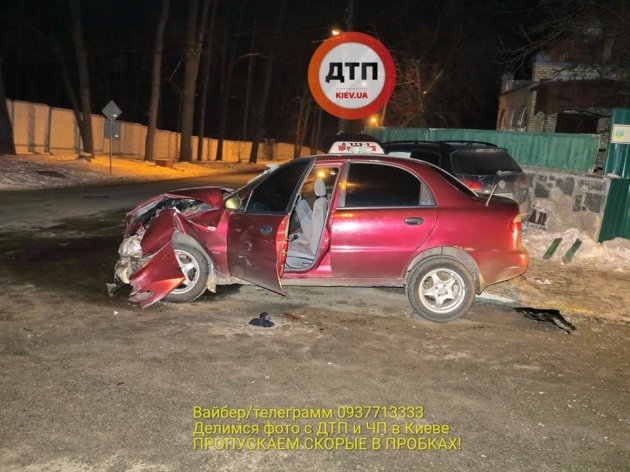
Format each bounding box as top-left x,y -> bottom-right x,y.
260,224 -> 273,236
404,217 -> 424,225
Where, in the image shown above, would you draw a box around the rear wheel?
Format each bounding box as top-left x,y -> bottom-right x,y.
405,256 -> 475,322
163,243 -> 209,303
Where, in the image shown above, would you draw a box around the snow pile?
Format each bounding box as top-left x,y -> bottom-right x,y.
523,227 -> 630,271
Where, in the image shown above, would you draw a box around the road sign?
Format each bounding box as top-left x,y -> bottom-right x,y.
102,100 -> 122,121
102,100 -> 122,176
308,32 -> 395,120
104,121 -> 120,139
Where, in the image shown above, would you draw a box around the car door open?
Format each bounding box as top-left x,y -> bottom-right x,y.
226,158 -> 313,293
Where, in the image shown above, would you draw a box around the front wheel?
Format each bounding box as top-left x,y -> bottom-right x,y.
405,257 -> 476,322
163,243 -> 209,303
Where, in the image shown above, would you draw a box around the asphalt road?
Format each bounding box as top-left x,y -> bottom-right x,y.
0,172 -> 260,232
0,179 -> 628,471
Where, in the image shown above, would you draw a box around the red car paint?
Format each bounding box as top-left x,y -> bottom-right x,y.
113,154 -> 528,321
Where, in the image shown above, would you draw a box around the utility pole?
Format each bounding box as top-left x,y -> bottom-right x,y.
338,0 -> 359,134
347,0 -> 354,31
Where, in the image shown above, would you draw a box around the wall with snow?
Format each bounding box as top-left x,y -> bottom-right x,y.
525,166 -> 611,240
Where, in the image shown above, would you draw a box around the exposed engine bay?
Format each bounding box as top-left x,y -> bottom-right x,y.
108,188 -> 232,306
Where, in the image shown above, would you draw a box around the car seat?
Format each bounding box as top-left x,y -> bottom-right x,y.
285,178 -> 328,269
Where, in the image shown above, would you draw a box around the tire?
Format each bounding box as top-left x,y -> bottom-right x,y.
163,243 -> 209,303
405,256 -> 476,322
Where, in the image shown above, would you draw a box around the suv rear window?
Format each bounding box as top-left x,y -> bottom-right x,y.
431,166 -> 476,196
451,149 -> 522,175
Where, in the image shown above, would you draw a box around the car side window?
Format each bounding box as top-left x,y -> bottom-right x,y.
341,163 -> 434,208
244,159 -> 311,213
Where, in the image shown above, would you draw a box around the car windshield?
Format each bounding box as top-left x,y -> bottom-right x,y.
224,164 -> 280,200
225,158 -> 315,206
451,149 -> 522,175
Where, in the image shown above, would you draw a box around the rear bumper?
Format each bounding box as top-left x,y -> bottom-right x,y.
475,249 -> 529,292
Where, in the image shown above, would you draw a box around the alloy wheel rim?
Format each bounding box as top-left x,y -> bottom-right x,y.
418,268 -> 466,313
172,249 -> 200,294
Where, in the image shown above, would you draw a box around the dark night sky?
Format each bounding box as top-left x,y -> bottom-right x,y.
0,0 -> 539,141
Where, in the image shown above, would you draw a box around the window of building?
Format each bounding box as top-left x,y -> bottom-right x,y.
516,106 -> 528,131
555,112 -> 598,134
498,109 -> 506,130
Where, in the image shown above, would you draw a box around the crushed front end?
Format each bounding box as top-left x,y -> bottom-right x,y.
108,188 -> 231,307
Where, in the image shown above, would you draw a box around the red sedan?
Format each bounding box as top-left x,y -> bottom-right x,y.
110,153 -> 528,322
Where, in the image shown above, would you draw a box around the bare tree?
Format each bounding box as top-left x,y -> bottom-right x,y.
293,87 -> 312,158
195,0 -> 217,161
179,0 -> 211,162
381,0 -> 486,128
0,58 -> 16,155
503,0 -> 630,86
4,8 -> 86,152
241,20 -> 258,143
69,0 -> 94,159
496,0 -> 630,121
215,12 -> 243,162
145,0 -> 170,162
53,38 -> 84,141
248,0 -> 286,163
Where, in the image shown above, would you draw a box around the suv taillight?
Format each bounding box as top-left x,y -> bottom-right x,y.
518,174 -> 529,188
462,179 -> 482,191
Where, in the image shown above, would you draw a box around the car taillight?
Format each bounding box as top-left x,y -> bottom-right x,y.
279,238 -> 288,268
462,179 -> 482,191
518,174 -> 529,188
511,215 -> 522,248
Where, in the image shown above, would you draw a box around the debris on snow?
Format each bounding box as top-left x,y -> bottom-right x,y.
533,277 -> 551,285
523,227 -> 630,272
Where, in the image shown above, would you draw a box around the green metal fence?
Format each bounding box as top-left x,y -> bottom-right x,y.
604,108 -> 630,179
599,178 -> 630,242
365,127 -> 601,173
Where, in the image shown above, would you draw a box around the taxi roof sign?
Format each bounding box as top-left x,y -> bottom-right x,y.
328,141 -> 384,154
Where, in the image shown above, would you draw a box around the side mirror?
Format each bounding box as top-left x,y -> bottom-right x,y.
225,196 -> 242,211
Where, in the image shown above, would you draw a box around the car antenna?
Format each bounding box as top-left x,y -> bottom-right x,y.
485,184 -> 497,207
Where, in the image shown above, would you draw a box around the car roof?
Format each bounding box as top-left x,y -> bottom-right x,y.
306,152 -> 479,202
381,140 -> 499,151
299,152 -> 448,174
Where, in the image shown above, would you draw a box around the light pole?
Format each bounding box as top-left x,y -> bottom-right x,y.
338,0 -> 356,134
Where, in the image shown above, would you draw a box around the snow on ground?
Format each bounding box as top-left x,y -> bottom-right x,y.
0,153 -> 247,190
523,226 -> 630,272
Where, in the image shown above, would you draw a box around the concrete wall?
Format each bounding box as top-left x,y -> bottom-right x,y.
6,98 -> 311,162
525,166 -> 612,240
49,107 -> 78,153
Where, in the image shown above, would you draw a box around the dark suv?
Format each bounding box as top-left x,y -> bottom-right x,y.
381,141 -> 531,218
